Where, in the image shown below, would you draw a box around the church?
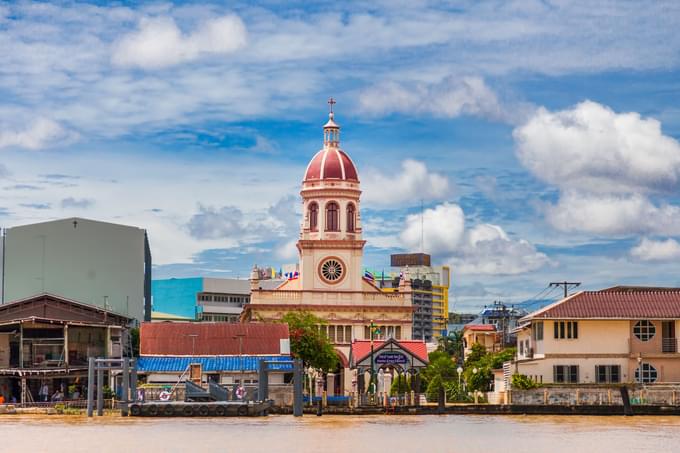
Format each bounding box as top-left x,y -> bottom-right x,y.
242,101 -> 415,395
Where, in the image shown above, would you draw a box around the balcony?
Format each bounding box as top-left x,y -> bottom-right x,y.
662,337 -> 678,353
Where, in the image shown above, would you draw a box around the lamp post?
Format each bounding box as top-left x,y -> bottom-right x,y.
472,367 -> 479,403
457,366 -> 463,388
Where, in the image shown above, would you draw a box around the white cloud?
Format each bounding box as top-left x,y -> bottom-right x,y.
400,203 -> 465,253
0,118 -> 76,150
514,101 -> 680,194
630,238 -> 680,262
400,202 -> 549,275
275,239 -> 299,260
359,76 -> 511,122
545,192 -> 680,236
111,14 -> 247,69
363,159 -> 450,205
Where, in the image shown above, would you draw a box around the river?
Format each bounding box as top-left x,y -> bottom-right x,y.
0,414 -> 676,452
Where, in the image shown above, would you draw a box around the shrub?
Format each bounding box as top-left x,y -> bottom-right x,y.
512,373 -> 539,390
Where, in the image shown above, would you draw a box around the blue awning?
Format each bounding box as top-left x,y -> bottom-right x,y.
137,355 -> 293,373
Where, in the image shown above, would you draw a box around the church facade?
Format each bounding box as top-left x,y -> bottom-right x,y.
242,104 -> 414,395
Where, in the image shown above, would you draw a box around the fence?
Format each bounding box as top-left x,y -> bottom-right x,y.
507,386 -> 680,406
138,384 -> 294,406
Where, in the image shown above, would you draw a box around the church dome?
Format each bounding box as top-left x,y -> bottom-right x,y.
304,148 -> 359,182
303,102 -> 359,182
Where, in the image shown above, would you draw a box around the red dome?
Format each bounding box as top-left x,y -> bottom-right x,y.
304,148 -> 359,182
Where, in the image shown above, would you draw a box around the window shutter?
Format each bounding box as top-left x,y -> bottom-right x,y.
573,322 -> 578,339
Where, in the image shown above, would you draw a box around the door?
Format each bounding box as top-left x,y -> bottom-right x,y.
662,321 -> 676,353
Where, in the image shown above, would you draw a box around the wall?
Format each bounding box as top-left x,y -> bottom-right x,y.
509,386 -> 680,406
540,320 -> 630,354
3,218 -> 147,321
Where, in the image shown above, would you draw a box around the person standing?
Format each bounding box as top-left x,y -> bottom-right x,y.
39,382 -> 49,402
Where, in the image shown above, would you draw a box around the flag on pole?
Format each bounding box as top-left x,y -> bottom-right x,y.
363,270 -> 374,282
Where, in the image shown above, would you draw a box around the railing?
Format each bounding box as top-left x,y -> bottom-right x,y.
662,338 -> 678,353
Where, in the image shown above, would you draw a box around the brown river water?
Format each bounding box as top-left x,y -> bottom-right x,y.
0,414 -> 677,453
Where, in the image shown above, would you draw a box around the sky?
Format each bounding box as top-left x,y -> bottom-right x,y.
1,1 -> 680,312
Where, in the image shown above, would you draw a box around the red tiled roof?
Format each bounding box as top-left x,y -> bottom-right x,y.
525,290 -> 680,320
463,324 -> 496,332
140,322 -> 289,356
351,339 -> 428,363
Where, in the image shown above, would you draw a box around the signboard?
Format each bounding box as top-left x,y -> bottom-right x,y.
375,352 -> 408,365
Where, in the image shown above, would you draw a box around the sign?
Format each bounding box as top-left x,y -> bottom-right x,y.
375,352 -> 408,365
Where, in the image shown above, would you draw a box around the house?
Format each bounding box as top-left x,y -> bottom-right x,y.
513,287 -> 680,385
0,293 -> 132,403
136,322 -> 292,387
462,324 -> 500,359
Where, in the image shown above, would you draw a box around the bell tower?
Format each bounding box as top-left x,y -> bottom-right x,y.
297,100 -> 366,292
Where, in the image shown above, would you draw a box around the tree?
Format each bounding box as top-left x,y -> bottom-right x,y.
463,346 -> 517,392
422,351 -> 457,401
281,311 -> 338,372
437,331 -> 464,362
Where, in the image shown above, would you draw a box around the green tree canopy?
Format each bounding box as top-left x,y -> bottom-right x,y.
281,311 -> 338,372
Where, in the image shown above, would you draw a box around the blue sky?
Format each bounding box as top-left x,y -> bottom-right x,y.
1,1 -> 680,311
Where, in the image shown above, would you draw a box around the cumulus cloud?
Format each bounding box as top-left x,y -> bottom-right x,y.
61,197 -> 94,209
363,160 -> 450,205
112,14 -> 247,69
359,76 -> 511,122
515,101 -> 680,237
630,238 -> 680,262
515,101 -> 680,194
400,202 -> 550,275
0,118 -> 76,150
545,192 -> 680,236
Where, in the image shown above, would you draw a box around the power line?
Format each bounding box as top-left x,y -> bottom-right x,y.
549,281 -> 581,298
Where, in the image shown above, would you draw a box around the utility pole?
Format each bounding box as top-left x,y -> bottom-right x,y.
549,281 -> 581,299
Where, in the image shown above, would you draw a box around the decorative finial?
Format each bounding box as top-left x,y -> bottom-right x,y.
327,97 -> 336,114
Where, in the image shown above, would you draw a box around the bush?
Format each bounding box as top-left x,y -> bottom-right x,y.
512,373 -> 539,390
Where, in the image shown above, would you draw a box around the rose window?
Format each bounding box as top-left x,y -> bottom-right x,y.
320,258 -> 344,283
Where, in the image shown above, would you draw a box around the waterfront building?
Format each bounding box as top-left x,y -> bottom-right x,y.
1,218 -> 151,322
243,105 -> 414,395
462,324 -> 500,359
513,286 -> 680,385
151,277 -> 283,322
137,322 -> 291,387
0,293 -> 132,403
376,253 -> 450,342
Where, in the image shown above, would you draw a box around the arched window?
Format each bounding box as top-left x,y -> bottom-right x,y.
347,203 -> 355,232
309,202 -> 318,231
325,202 -> 339,231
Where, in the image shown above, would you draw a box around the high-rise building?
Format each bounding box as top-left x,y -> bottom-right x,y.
374,253 -> 450,341
1,218 -> 151,322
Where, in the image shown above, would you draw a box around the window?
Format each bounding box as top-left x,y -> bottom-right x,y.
347,203 -> 355,232
320,258 -> 344,283
533,322 -> 544,341
635,363 -> 658,383
309,202 -> 318,231
325,202 -> 339,231
553,365 -> 579,383
596,365 -> 621,384
519,340 -> 524,355
633,320 -> 656,342
336,326 -> 344,343
554,321 -> 578,339
345,326 -> 352,342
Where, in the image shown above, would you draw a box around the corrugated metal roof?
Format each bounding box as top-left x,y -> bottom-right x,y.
137,355 -> 292,373
140,322 -> 289,355
463,324 -> 496,332
525,290 -> 680,320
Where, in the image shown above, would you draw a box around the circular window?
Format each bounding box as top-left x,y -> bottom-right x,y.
633,320 -> 656,341
319,258 -> 344,283
635,363 -> 658,383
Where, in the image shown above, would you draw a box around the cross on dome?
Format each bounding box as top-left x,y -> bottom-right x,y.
328,97 -> 336,114
323,97 -> 340,147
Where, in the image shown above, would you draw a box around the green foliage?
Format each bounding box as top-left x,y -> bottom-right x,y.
390,374 -> 411,396
512,373 -> 539,390
463,346 -> 517,393
102,385 -> 114,399
281,311 -> 338,372
129,327 -> 140,357
437,331 -> 464,362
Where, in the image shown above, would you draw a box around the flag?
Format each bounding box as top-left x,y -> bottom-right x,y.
363,270 -> 374,281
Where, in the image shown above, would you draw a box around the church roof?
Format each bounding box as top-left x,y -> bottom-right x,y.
304,148 -> 359,182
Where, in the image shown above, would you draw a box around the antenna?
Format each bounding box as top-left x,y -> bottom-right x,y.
420,199 -> 424,253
